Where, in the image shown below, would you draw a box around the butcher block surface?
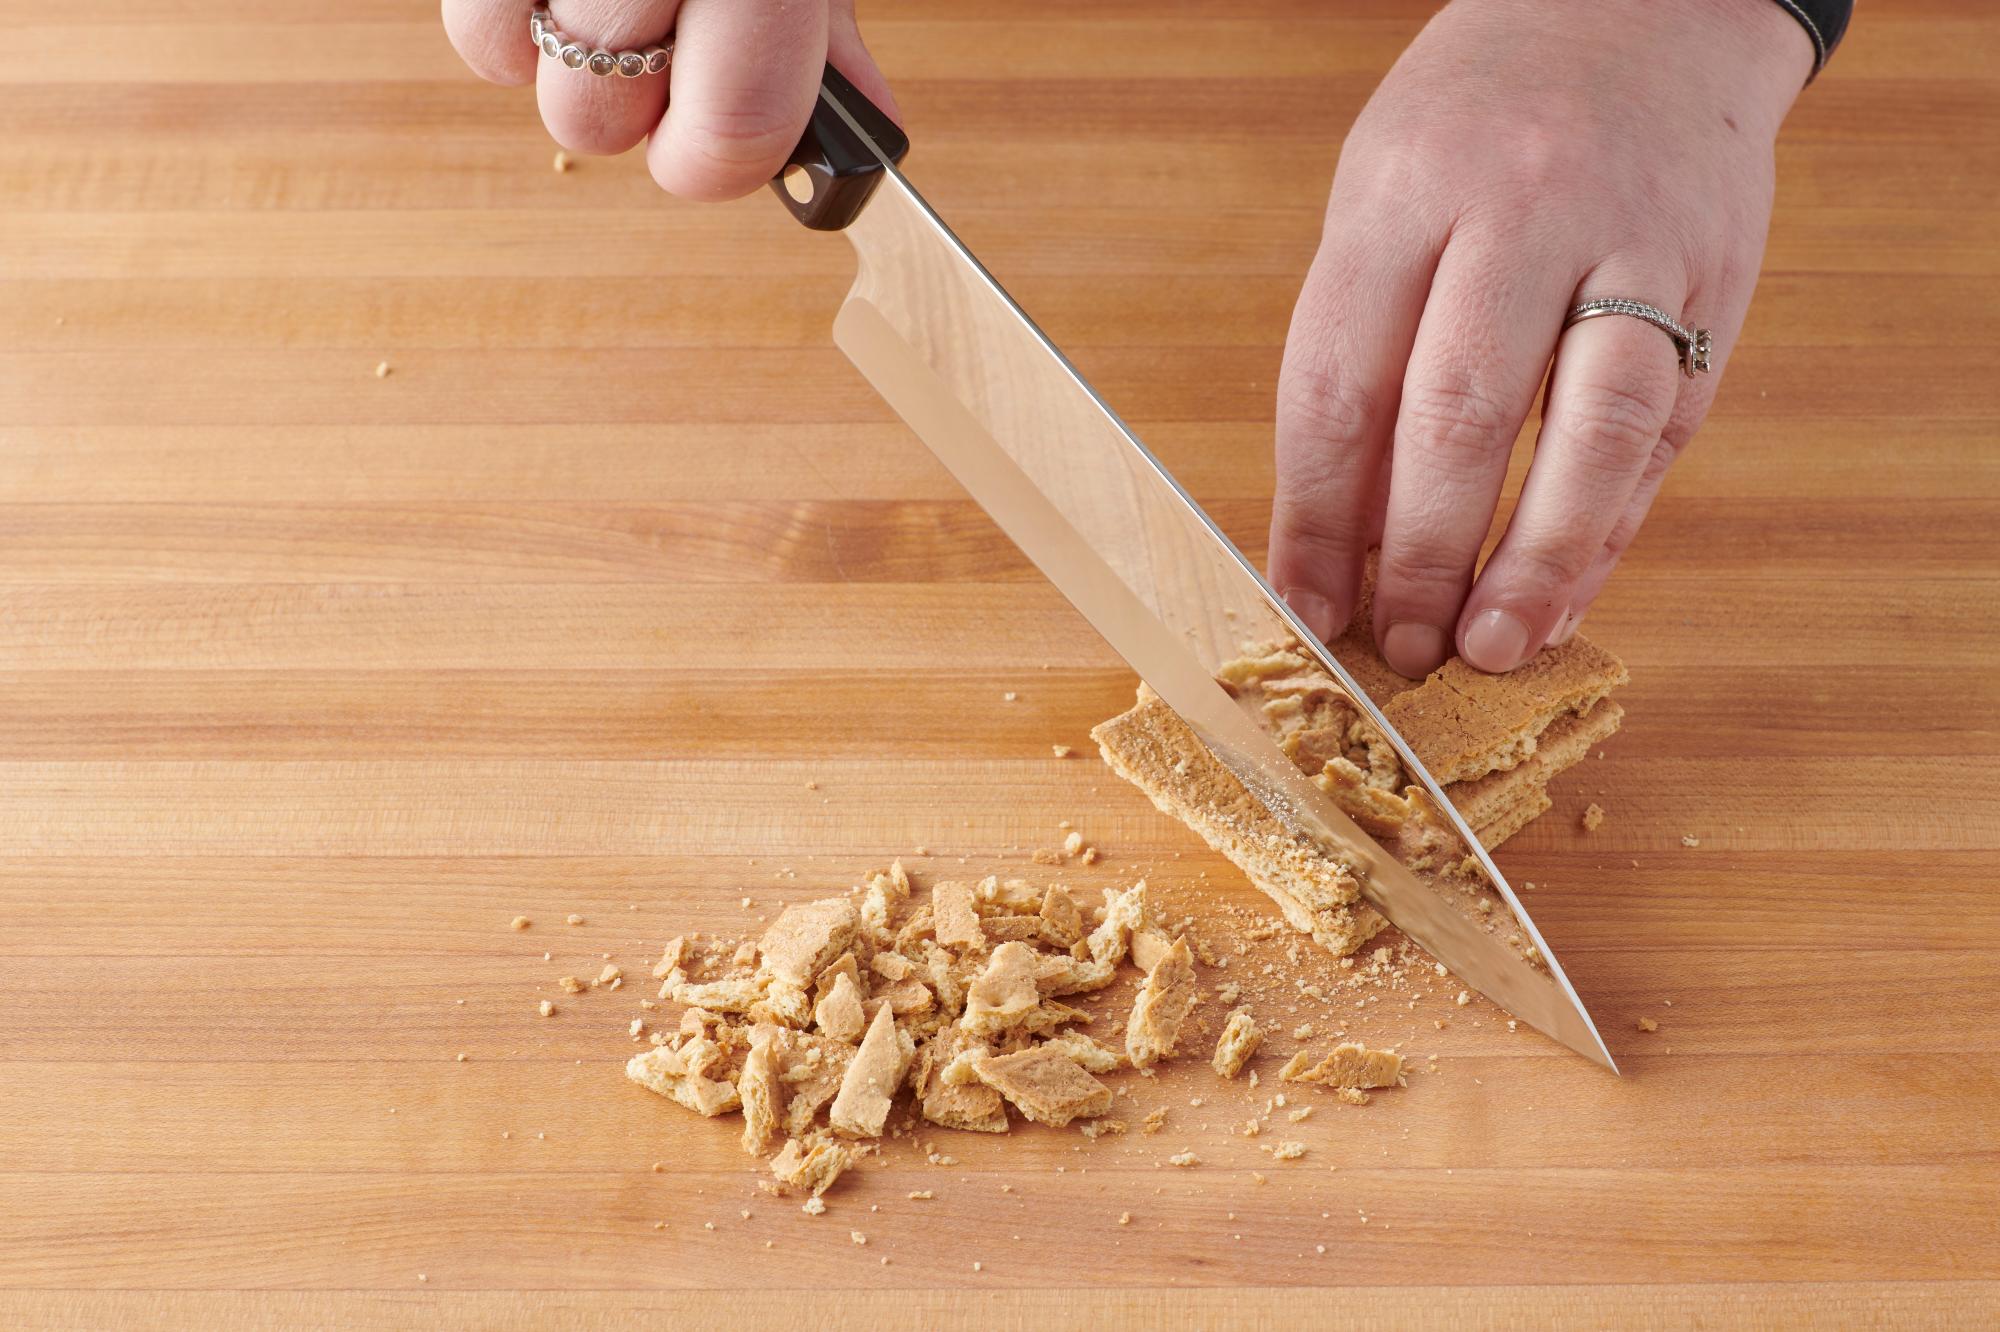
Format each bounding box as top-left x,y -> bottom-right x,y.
2,1 -> 1997,1327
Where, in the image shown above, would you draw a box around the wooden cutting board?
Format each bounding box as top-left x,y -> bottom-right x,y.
2,1 -> 1996,1326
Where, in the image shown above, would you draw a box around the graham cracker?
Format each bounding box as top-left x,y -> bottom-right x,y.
1448,697 -> 1625,833
1381,637 -> 1628,784
1090,691 -> 1388,958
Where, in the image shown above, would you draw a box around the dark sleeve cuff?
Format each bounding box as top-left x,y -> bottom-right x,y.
1767,0 -> 1853,78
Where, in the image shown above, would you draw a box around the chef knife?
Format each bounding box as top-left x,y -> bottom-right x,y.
769,67 -> 1616,1071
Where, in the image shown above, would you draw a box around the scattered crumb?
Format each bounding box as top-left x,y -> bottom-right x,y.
1681,835 -> 1700,848
1117,1212 -> 1131,1225
1063,831 -> 1084,857
553,149 -> 571,172
597,964 -> 621,985
374,361 -> 391,379
1455,990 -> 1470,1007
1637,1017 -> 1660,1033
1002,692 -> 1018,702
1268,1141 -> 1306,1161
566,914 -> 584,926
510,916 -> 530,930
558,976 -> 585,994
1168,1151 -> 1200,1167
907,1190 -> 933,1201
538,1000 -> 554,1017
1052,745 -> 1074,759
850,1231 -> 867,1246
1582,803 -> 1606,832
802,1197 -> 825,1217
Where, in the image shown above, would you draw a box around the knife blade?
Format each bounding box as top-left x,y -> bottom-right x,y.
772,71 -> 1615,1071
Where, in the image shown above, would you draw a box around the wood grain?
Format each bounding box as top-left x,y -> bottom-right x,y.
3,1 -> 1997,1328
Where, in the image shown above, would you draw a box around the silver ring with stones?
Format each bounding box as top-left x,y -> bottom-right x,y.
531,4 -> 673,79
1564,298 -> 1712,378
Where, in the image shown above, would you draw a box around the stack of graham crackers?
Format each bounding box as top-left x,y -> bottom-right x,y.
1092,606 -> 1626,961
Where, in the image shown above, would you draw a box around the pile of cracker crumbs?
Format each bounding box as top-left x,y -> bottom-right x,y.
528,850 -> 1429,1215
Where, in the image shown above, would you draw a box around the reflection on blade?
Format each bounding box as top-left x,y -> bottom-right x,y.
825,153 -> 1613,1069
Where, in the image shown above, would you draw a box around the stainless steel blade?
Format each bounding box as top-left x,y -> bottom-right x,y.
819,125 -> 1613,1069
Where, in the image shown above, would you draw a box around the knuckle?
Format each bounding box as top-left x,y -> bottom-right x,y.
1377,541 -> 1471,599
1272,491 -> 1368,558
1562,379 -> 1671,475
1398,376 -> 1517,476
683,100 -> 802,165
1278,363 -> 1381,453
1508,541 -> 1595,595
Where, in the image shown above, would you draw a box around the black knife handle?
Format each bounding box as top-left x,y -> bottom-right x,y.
769,63 -> 909,232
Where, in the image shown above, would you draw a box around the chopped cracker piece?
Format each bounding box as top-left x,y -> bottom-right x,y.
931,880 -> 986,952
1125,936 -> 1198,1069
829,1003 -> 913,1138
1042,1030 -> 1126,1074
1268,1141 -> 1306,1161
670,974 -> 764,1015
814,970 -> 867,1044
869,951 -> 914,983
1083,880 -> 1149,970
738,1035 -> 784,1156
627,1039 -> 742,1117
975,1046 -> 1114,1127
1038,885 -> 1084,949
1130,928 -> 1172,974
882,977 -> 935,1016
775,1032 -> 854,1137
651,936 -> 687,979
1168,1151 -> 1200,1167
1141,1107 -> 1168,1134
769,1133 -> 856,1197
1637,1016 -> 1659,1033
1582,802 -> 1606,832
598,964 -> 621,985
981,915 -> 1047,944
1211,1010 -> 1262,1079
914,1027 -> 1009,1134
962,941 -> 1043,1035
1279,1043 -> 1405,1090
1031,848 -> 1064,866
558,975 -> 586,994
759,899 -> 858,988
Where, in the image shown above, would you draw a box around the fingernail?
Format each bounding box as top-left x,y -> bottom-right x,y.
1463,608 -> 1533,673
1382,621 -> 1449,680
1281,588 -> 1338,643
1549,605 -> 1583,646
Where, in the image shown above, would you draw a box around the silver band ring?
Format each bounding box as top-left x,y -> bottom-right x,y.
1565,298 -> 1712,378
530,4 -> 673,78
